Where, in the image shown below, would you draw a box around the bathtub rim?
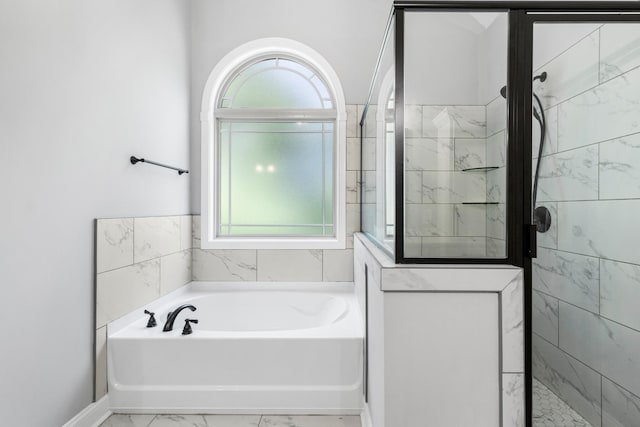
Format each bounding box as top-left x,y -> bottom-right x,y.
108,281 -> 361,337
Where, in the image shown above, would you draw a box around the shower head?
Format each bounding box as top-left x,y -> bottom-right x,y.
498,71 -> 548,99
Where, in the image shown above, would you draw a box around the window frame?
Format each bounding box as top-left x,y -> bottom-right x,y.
200,38 -> 347,249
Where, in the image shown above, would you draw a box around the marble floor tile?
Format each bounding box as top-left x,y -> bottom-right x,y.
204,415 -> 261,427
99,414 -> 155,427
147,415 -> 207,427
258,415 -> 361,427
100,415 -> 361,427
533,379 -> 593,427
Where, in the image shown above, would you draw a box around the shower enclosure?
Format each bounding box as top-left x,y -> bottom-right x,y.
362,2 -> 640,426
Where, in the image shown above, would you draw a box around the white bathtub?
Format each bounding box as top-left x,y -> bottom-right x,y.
107,282 -> 364,414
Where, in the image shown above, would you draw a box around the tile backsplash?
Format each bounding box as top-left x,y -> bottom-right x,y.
94,214 -> 193,399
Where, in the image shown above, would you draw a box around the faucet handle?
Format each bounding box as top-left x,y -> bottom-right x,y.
144,310 -> 157,328
182,319 -> 198,335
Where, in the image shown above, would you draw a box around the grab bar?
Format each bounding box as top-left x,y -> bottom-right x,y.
130,156 -> 189,175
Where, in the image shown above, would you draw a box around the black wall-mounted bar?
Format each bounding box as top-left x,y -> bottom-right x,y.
130,156 -> 189,175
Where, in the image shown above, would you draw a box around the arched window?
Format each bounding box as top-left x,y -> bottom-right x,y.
200,38 -> 346,249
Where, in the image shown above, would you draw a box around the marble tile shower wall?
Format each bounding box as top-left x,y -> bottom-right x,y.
95,215 -> 193,399
190,104 -> 361,284
531,24 -> 640,427
403,103 -> 507,257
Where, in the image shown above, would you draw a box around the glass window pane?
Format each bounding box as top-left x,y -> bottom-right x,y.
218,121 -> 335,237
221,58 -> 333,109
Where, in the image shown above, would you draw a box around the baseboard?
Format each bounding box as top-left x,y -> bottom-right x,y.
361,402 -> 373,427
61,395 -> 111,427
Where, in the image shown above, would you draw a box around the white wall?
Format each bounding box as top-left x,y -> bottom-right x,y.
0,1 -> 191,426
189,0 -> 392,212
404,12 -> 482,106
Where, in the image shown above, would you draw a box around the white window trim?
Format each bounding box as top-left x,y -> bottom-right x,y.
200,38 -> 347,249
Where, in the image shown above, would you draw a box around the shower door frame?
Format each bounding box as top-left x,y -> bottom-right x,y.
390,3 -> 640,427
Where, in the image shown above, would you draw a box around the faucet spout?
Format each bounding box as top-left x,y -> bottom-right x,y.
162,304 -> 196,332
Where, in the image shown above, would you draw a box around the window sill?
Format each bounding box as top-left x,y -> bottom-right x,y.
199,236 -> 346,250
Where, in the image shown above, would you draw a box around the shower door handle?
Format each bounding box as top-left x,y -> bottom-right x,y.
524,224 -> 537,258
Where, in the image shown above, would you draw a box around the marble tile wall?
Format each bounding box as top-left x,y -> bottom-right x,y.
94,214 -> 193,399
403,104 -> 505,257
531,23 -> 640,427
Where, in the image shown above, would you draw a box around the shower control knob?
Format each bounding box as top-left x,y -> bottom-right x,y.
144,310 -> 157,328
182,319 -> 198,335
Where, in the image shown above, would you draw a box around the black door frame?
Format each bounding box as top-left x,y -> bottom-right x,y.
387,3 -> 640,426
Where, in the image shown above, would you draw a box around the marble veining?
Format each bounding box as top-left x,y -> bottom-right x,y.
257,249 -> 323,281
532,289 -> 559,346
602,377 -> 640,427
486,131 -> 506,168
96,218 -> 134,273
558,64 -> 640,152
405,104 -> 422,137
536,31 -> 599,111
599,133 -> 640,200
558,200 -> 640,266
99,414 -> 155,427
486,203 -> 505,240
487,167 -> 506,203
502,274 -> 524,373
361,137 -> 376,171
404,170 -> 422,204
600,259 -> 640,331
486,96 -> 506,137
421,236 -> 486,258
160,249 -> 192,295
486,237 -> 505,258
99,414 -> 285,427
404,137 -> 454,171
405,204 -> 454,237
346,138 -> 361,171
422,171 -> 486,204
362,170 -> 376,204
422,105 -> 486,139
533,334 -> 602,427
532,247 -> 599,314
259,415 -> 361,427
96,258 -> 161,328
454,204 -> 486,237
345,171 -> 358,204
192,249 -> 257,281
559,302 -> 640,398
536,146 -> 598,203
454,138 -> 486,170
503,374 -> 525,427
599,23 -> 640,83
133,216 -> 181,263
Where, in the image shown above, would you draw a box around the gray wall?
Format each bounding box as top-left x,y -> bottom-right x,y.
0,1 -> 191,426
189,0 -> 392,213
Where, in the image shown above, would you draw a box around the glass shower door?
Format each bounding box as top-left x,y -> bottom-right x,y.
530,19 -> 640,427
